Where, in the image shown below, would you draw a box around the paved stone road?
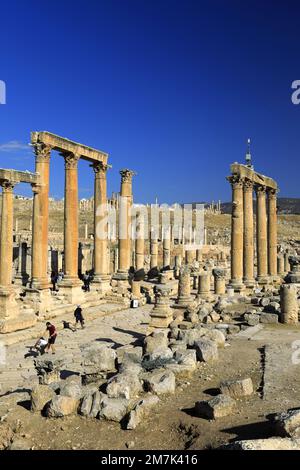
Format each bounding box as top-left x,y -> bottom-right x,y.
0,304 -> 152,395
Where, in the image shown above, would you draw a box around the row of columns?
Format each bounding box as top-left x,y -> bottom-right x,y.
228,175 -> 277,289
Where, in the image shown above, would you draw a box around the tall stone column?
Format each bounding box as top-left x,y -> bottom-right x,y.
284,251 -> 290,273
135,212 -> 145,271
92,161 -> 111,292
31,143 -> 51,289
243,179 -> 255,287
198,272 -> 211,299
268,189 -> 278,279
255,185 -> 268,284
277,254 -> 285,276
163,226 -> 171,269
228,176 -> 244,290
0,181 -> 19,323
117,169 -> 135,280
150,229 -> 158,269
59,152 -> 82,303
280,284 -> 298,324
213,268 -> 226,295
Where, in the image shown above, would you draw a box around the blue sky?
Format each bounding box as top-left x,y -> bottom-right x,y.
1,0 -> 300,203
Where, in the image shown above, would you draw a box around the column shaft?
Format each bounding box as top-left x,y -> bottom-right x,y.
93,162 -> 110,281
256,185 -> 268,282
268,189 -> 277,277
243,179 -> 254,285
118,170 -> 135,274
228,176 -> 244,289
0,182 -> 14,287
135,212 -> 145,270
31,143 -> 51,289
63,152 -> 80,282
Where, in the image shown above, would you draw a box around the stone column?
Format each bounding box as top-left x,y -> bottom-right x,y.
31,143 -> 51,289
284,251 -> 290,273
163,226 -> 171,269
59,152 -> 82,303
149,285 -> 174,329
0,181 -> 19,322
277,254 -> 285,276
198,272 -> 211,299
255,185 -> 268,284
280,284 -> 298,324
177,266 -> 193,307
212,269 -> 226,295
150,229 -> 158,269
92,162 -> 111,292
196,249 -> 203,263
135,212 -> 145,271
131,280 -> 141,299
185,249 -> 196,265
117,169 -> 135,280
228,176 -> 244,290
243,179 -> 255,286
268,189 -> 278,279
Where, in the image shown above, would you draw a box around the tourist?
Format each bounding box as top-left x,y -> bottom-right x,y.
74,305 -> 85,329
83,271 -> 90,292
32,336 -> 48,355
51,271 -> 58,292
44,322 -> 57,354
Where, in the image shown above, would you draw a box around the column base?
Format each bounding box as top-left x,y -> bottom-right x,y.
0,287 -> 37,334
256,275 -> 270,285
229,279 -> 245,293
58,278 -> 84,304
243,278 -> 256,288
30,276 -> 51,290
0,287 -> 20,319
24,288 -> 53,317
176,296 -> 194,308
148,307 -> 174,329
112,271 -> 130,290
92,274 -> 112,294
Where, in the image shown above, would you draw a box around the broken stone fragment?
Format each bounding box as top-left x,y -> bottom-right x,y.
45,396 -> 79,418
99,396 -> 130,422
30,384 -> 56,413
195,394 -> 236,419
143,369 -> 176,395
126,395 -> 160,430
220,378 -> 254,398
271,409 -> 300,438
193,338 -> 219,362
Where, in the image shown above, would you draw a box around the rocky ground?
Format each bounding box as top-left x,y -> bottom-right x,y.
1,296 -> 300,451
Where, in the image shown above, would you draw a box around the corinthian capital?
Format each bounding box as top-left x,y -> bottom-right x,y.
227,175 -> 243,189
255,184 -> 266,195
92,161 -> 112,177
0,180 -> 15,193
61,152 -> 80,169
33,142 -> 52,163
243,178 -> 254,192
267,188 -> 277,199
120,169 -> 136,184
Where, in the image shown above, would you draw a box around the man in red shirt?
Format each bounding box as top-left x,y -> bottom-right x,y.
44,322 -> 57,354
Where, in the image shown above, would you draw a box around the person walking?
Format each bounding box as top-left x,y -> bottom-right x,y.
44,322 -> 57,354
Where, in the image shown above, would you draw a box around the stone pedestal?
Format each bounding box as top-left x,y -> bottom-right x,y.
131,280 -> 141,299
213,269 -> 226,295
280,284 -> 298,324
198,273 -> 211,299
149,286 -> 174,329
277,254 -> 285,276
286,256 -> 300,283
177,266 -> 193,307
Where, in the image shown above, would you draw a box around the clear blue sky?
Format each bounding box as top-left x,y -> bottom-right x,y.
1,0 -> 300,203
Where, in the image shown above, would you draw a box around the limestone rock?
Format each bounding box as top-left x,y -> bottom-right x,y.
220,378 -> 254,398
224,437 -> 300,450
30,384 -> 56,412
259,313 -> 278,324
81,344 -> 117,374
0,422 -> 14,450
45,396 -> 79,418
272,409 -> 300,438
126,395 -> 160,430
8,438 -> 32,450
144,333 -> 168,354
60,380 -> 83,400
195,394 -> 236,419
146,347 -> 173,362
194,338 -> 219,362
144,369 -> 176,395
106,372 -> 143,400
79,394 -> 93,417
99,396 -> 129,422
174,349 -> 197,367
203,329 -> 226,347
244,313 -> 260,326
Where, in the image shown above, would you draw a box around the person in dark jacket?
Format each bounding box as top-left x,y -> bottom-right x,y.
74,305 -> 85,329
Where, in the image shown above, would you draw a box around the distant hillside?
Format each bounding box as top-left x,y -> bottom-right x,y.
185,198 -> 300,215
220,198 -> 300,215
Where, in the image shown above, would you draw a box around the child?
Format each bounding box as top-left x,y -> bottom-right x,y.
33,337 -> 48,355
